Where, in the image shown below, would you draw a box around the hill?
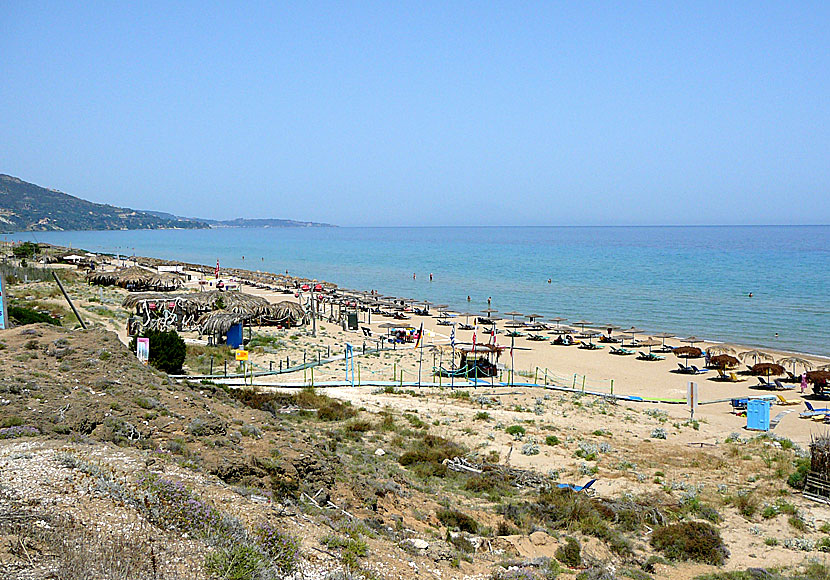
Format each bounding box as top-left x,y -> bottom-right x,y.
142,211 -> 335,228
0,174 -> 206,232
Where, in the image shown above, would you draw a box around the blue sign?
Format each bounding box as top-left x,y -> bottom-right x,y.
0,275 -> 5,329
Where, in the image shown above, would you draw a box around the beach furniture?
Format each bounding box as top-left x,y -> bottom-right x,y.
800,401 -> 830,418
528,334 -> 548,342
637,351 -> 665,361
756,376 -> 775,388
728,372 -> 746,382
578,342 -> 604,350
556,479 -> 597,495
775,394 -> 801,406
361,326 -> 373,337
774,379 -> 795,391
611,347 -> 635,355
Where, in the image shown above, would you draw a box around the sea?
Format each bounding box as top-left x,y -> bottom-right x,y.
10,225 -> 830,357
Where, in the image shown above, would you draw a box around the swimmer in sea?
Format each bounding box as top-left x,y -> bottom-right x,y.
749,292 -> 753,297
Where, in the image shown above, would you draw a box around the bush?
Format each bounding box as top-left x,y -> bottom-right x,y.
8,305 -> 61,326
788,456 -> 811,489
506,425 -> 526,437
555,536 -> 581,567
436,508 -> 479,533
204,543 -> 264,580
130,330 -> 186,374
650,521 -> 728,565
545,435 -> 561,446
398,433 -> 465,477
12,241 -> 39,259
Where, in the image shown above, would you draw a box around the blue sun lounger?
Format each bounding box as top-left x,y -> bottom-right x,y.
556,479 -> 597,494
800,401 -> 830,418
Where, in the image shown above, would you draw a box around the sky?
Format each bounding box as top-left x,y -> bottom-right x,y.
1,2 -> 828,226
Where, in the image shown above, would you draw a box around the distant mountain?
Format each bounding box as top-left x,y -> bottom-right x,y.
141,212 -> 334,228
0,174 -> 207,232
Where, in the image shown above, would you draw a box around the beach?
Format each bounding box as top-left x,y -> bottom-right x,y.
81,246 -> 828,449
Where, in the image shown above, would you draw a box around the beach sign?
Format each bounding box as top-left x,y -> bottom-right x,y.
136,337 -> 149,364
0,274 -> 6,329
235,350 -> 249,361
687,381 -> 698,420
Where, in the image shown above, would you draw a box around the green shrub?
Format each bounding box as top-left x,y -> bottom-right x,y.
8,305 -> 61,326
130,330 -> 186,374
398,433 -> 465,477
12,242 -> 39,259
506,425 -> 526,437
650,521 -> 728,565
204,543 -> 264,580
474,411 -> 492,421
788,457 -> 811,489
0,416 -> 24,428
436,508 -> 479,533
555,536 -> 581,567
545,435 -> 561,446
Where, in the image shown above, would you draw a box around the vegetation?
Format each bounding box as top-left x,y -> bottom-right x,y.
0,173 -> 206,231
8,305 -> 62,326
129,329 -> 186,374
650,521 -> 728,565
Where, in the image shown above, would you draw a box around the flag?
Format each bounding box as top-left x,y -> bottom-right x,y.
491,326 -> 496,347
450,326 -> 456,347
472,326 -> 477,351
215,259 -> 220,278
413,322 -> 424,350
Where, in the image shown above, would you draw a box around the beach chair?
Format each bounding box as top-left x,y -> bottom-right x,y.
361,326 -> 372,337
774,379 -> 795,391
690,366 -> 707,374
775,393 -> 800,406
800,401 -> 830,418
717,369 -> 729,380
638,351 -> 664,361
728,372 -> 746,383
755,376 -> 774,388
556,479 -> 597,495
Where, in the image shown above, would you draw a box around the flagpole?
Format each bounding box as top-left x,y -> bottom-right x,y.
417,322 -> 424,387
510,333 -> 515,386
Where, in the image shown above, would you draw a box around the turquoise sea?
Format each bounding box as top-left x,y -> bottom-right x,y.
11,226 -> 830,357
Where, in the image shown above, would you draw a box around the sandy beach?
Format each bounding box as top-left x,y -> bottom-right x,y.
128,258 -> 829,449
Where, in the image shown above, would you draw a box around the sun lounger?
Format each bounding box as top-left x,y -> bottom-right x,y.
756,376 -> 775,388
728,372 -> 746,382
556,479 -> 597,495
611,347 -> 635,355
800,401 -> 830,418
578,342 -> 603,350
774,379 -> 795,391
361,326 -> 372,337
528,334 -> 548,342
637,351 -> 665,361
775,394 -> 800,406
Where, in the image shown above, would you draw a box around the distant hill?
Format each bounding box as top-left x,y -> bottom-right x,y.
0,175 -> 206,232
141,213 -> 335,228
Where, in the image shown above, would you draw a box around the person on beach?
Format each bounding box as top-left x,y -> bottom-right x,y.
802,373 -> 808,394
429,273 -> 433,282
413,273 -> 416,280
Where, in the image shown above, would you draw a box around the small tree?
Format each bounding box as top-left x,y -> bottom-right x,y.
130,330 -> 186,374
13,242 -> 39,259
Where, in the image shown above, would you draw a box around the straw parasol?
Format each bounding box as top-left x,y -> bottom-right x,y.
652,332 -> 676,349
572,320 -> 592,332
680,336 -> 704,345
807,370 -> 830,385
709,354 -> 740,370
750,363 -> 786,383
738,349 -> 773,365
777,356 -> 814,375
198,310 -> 251,336
638,338 -> 661,353
548,316 -> 568,327
526,313 -> 545,322
674,346 -> 703,361
503,311 -> 524,321
706,344 -> 736,356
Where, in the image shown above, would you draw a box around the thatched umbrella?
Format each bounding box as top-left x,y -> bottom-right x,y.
706,344 -> 736,356
709,354 -> 740,370
750,363 -> 786,383
87,270 -> 119,286
778,356 -> 814,375
639,338 -> 661,353
572,320 -> 592,333
738,349 -> 773,365
503,311 -> 524,321
548,317 -> 568,326
674,346 -> 703,365
806,370 -> 830,385
198,310 -> 251,337
680,336 -> 704,346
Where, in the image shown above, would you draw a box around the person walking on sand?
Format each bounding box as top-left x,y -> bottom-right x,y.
802,372 -> 808,394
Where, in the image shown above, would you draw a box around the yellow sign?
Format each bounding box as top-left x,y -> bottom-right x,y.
235,350 -> 249,361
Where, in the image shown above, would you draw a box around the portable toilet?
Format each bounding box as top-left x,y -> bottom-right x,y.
347,312 -> 359,330
226,323 -> 243,349
747,399 -> 771,431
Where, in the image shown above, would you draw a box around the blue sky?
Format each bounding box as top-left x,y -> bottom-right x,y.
1,2 -> 828,226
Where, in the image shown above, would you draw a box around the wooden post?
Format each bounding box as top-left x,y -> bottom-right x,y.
52,272 -> 86,329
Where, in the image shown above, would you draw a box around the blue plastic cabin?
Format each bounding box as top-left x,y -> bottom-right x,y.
226,323 -> 243,349
746,399 -> 771,431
